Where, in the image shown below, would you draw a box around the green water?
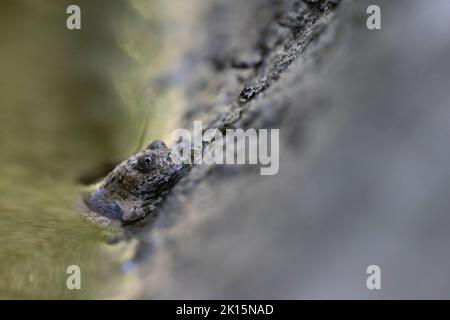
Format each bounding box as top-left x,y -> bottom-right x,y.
0,0 -> 172,298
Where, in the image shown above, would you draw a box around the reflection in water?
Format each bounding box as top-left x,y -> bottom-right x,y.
0,0 -> 171,298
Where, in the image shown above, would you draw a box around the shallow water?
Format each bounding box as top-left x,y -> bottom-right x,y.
0,0 -> 174,298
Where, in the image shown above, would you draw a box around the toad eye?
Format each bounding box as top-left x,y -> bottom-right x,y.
136,154 -> 156,172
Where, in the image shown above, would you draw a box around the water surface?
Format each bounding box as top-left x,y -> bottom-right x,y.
0,0 -> 172,298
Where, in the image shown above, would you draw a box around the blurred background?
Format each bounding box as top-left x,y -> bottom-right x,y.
0,0 -> 191,298
1,0 -> 450,299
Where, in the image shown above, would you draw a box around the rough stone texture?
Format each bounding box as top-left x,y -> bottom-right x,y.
126,0 -> 450,298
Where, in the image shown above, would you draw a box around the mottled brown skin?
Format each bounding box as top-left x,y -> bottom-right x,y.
82,140 -> 185,225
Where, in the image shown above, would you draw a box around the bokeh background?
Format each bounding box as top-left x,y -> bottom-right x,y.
0,0 -> 189,298
1,0 -> 450,299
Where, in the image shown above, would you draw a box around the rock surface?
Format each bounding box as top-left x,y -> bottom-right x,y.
123,0 -> 450,298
